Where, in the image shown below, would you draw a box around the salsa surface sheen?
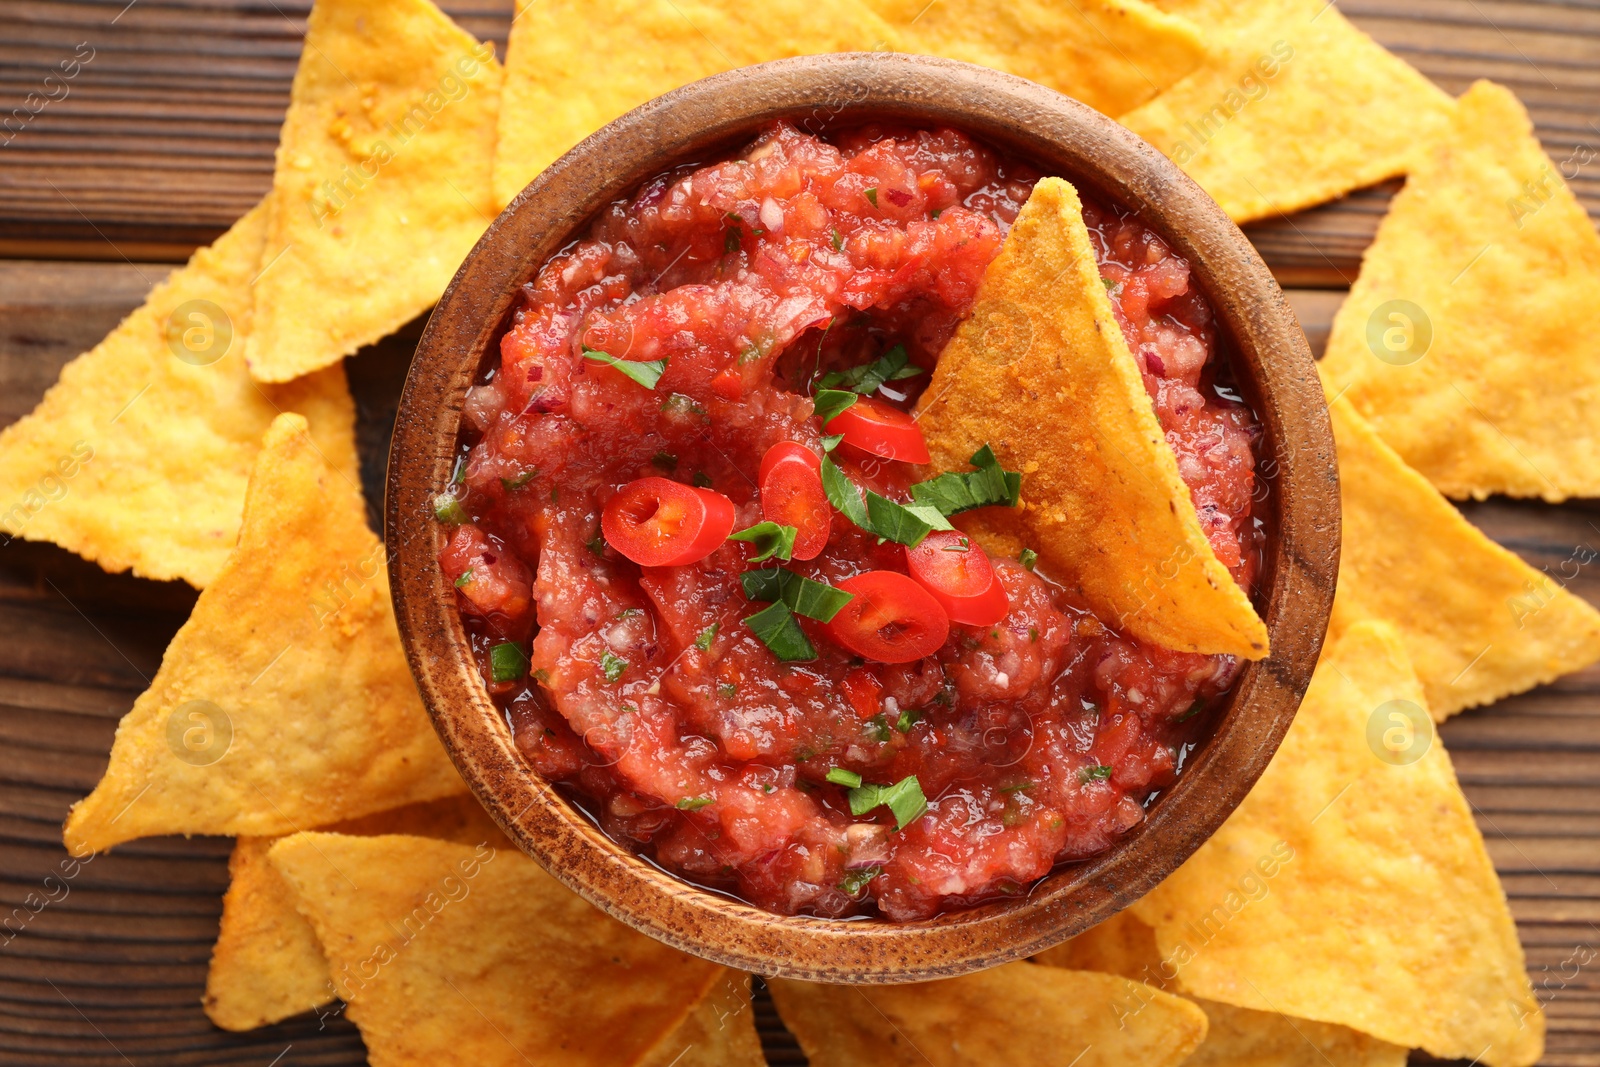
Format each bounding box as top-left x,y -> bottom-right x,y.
437,122 -> 1262,921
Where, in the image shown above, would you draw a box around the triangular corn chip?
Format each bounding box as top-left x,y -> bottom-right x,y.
62,413 -> 465,855
1320,80 -> 1600,500
204,794 -> 505,1032
246,0 -> 503,383
1325,390 -> 1600,718
1038,911 -> 1409,1067
866,0 -> 1205,118
769,962 -> 1208,1067
1129,620 -> 1543,1067
637,970 -> 767,1067
268,833 -> 722,1066
1122,0 -> 1454,223
914,176 -> 1268,658
492,0 -> 904,207
0,201 -> 357,587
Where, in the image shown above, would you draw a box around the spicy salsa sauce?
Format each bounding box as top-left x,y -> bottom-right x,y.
436,123 -> 1261,921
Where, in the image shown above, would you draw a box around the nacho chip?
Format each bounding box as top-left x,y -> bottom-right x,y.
637,970 -> 766,1067
1122,0 -> 1454,223
1326,390 -> 1600,718
0,201 -> 357,588
204,794 -> 506,1032
246,0 -> 503,383
1038,911 -> 1409,1067
1320,80 -> 1600,500
914,177 -> 1268,658
769,963 -> 1208,1067
492,0 -> 903,207
1129,620 -> 1543,1067
866,0 -> 1205,118
62,413 -> 465,855
268,833 -> 721,1066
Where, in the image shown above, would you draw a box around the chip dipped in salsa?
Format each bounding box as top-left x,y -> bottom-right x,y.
435,122 -> 1262,921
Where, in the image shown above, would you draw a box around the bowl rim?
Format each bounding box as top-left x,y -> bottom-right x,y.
386,51 -> 1339,983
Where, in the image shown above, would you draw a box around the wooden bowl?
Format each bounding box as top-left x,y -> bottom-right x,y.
387,52 -> 1338,983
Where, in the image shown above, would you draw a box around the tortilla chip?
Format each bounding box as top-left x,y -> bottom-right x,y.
914,176 -> 1268,658
1326,390 -> 1600,718
204,794 -> 506,1032
637,970 -> 766,1067
246,0 -> 503,383
62,413 -> 465,855
1129,620 -> 1543,1067
1320,80 -> 1600,500
769,962 -> 1208,1066
866,0 -> 1205,118
0,201 -> 357,588
1038,911 -> 1409,1067
268,832 -> 721,1066
1122,0 -> 1454,223
492,0 -> 903,207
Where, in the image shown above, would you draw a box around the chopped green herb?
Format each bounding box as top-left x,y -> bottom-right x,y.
826,767 -> 863,788
761,783 -> 775,794
532,668 -> 550,684
838,865 -> 881,895
717,682 -> 739,698
661,392 -> 707,419
586,529 -> 606,557
895,707 -> 922,733
489,642 -> 528,683
816,345 -> 923,395
821,456 -> 870,527
729,521 -> 798,563
812,388 -> 859,427
1080,764 -> 1114,783
600,650 -> 628,683
694,623 -> 719,651
676,796 -> 713,811
651,451 -> 678,472
451,454 -> 468,485
867,714 -> 891,743
930,208 -> 943,220
1175,700 -> 1206,722
724,227 -> 741,253
1000,781 -> 1034,794
831,228 -> 844,252
819,433 -> 844,453
743,601 -> 817,662
821,458 -> 951,546
942,537 -> 971,553
1029,627 -> 1039,643
908,444 -> 1022,516
432,493 -> 467,525
454,570 -> 473,589
864,187 -> 878,207
617,608 -> 642,619
550,487 -> 559,502
1018,547 -> 1039,570
692,470 -> 713,488
741,567 -> 854,621
582,348 -> 668,389
848,775 -> 928,829
500,468 -> 538,491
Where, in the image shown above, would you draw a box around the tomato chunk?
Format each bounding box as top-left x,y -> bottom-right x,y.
904,530 -> 1010,626
823,570 -> 950,664
601,477 -> 736,567
824,395 -> 930,463
758,442 -> 831,560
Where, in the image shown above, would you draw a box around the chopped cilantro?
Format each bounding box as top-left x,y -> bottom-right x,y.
838,865 -> 881,895
586,529 -> 607,557
826,767 -> 863,788
821,457 -> 951,547
816,345 -> 923,395
831,228 -> 844,251
725,226 -> 741,253
895,707 -> 922,733
848,775 -> 928,829
600,650 -> 628,683
743,601 -> 817,662
1019,547 -> 1039,570
453,570 -> 473,589
1175,700 -> 1205,722
942,537 -> 971,553
582,348 -> 667,389
908,445 -> 1022,516
532,668 -> 550,684
741,567 -> 853,622
500,468 -> 538,491
676,796 -> 713,811
717,682 -> 738,698
651,451 -> 678,472
1080,764 -> 1114,783
867,714 -> 891,742
694,623 -> 719,651
729,521 -> 798,563
930,208 -> 943,219
692,470 -> 714,488
812,388 -> 859,427
864,187 -> 878,207
489,642 -> 528,683
1029,627 -> 1039,643
819,432 -> 844,453
432,493 -> 467,525
1000,780 -> 1034,793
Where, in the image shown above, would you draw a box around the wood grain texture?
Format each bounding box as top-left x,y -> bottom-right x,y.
1,0 -> 1598,1062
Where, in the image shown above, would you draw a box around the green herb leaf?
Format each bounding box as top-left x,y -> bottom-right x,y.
451,454 -> 468,485
740,567 -> 854,622
812,388 -> 859,427
500,468 -> 538,491
729,521 -> 798,563
864,187 -> 878,207
717,681 -> 738,698
819,433 -> 844,453
651,451 -> 678,472
454,570 -> 473,589
489,642 -> 528,683
908,444 -> 1023,516
694,623 -> 719,651
586,529 -> 607,557
895,707 -> 922,733
600,650 -> 629,683
1000,780 -> 1034,794
831,228 -> 844,252
432,493 -> 467,525
826,767 -> 863,788
820,456 -> 869,528
1018,548 -> 1039,570
676,796 -> 713,811
743,601 -> 817,662
725,227 -> 741,253
820,458 -> 947,545
692,470 -> 714,488
838,865 -> 881,895
816,345 -> 924,395
1079,764 -> 1114,783
1175,700 -> 1205,722
582,348 -> 668,390
848,775 -> 928,829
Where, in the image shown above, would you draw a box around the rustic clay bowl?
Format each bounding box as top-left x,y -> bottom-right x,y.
387,52 -> 1338,983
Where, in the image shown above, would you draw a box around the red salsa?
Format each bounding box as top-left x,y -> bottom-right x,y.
437,123 -> 1262,921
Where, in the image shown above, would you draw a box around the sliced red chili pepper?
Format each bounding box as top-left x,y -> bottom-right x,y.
601,477 -> 735,568
823,395 -> 930,463
823,570 -> 950,664
758,441 -> 830,560
904,530 -> 1010,626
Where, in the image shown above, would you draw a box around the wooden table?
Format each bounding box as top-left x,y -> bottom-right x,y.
1,2 -> 1597,1064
